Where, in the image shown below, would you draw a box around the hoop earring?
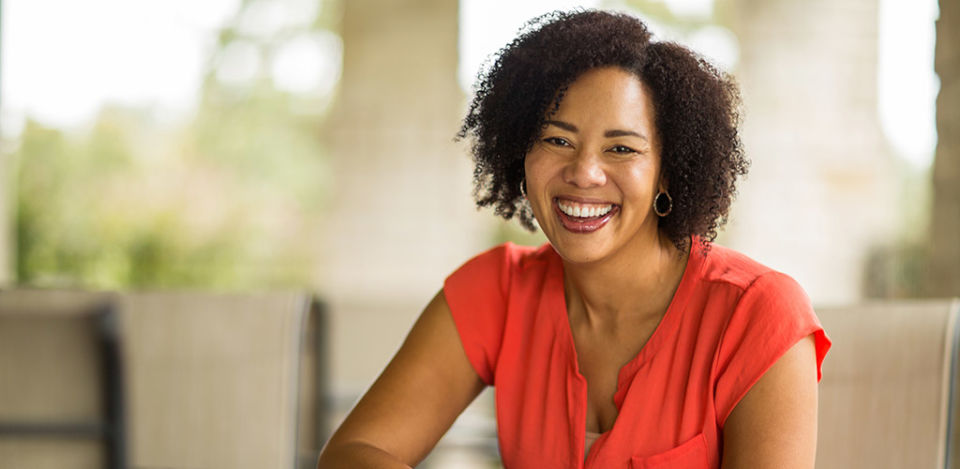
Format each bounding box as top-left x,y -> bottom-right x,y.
520,178 -> 527,199
653,190 -> 672,217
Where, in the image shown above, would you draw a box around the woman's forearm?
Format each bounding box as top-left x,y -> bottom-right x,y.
317,441 -> 413,469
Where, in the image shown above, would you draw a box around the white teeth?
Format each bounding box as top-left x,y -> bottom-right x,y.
558,201 -> 613,218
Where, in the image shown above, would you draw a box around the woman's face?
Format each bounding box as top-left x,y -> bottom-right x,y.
524,66 -> 664,265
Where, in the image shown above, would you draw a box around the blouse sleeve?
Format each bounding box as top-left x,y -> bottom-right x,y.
443,243 -> 516,386
713,271 -> 831,427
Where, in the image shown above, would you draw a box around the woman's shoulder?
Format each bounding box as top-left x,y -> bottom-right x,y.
698,243 -> 807,300
446,242 -> 554,291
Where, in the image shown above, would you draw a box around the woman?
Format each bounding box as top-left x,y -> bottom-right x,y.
318,9 -> 830,469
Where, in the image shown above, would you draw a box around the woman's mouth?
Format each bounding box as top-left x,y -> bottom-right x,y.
554,198 -> 619,233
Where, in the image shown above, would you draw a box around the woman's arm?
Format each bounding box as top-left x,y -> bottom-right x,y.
317,290 -> 486,468
721,334 -> 819,468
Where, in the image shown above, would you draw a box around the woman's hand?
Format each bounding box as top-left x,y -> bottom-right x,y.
721,335 -> 819,468
317,291 -> 486,468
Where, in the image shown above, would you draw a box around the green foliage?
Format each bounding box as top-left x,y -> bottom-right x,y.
11,115 -> 300,290
12,0 -> 336,290
189,81 -> 330,213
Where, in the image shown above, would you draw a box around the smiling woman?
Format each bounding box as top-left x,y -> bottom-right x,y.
317,9 -> 831,469
524,68 -> 663,263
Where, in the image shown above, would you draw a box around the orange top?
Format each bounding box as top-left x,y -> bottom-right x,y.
444,241 -> 830,469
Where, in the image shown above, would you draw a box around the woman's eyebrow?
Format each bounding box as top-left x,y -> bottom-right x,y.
544,120 -> 578,132
604,129 -> 648,141
544,120 -> 648,141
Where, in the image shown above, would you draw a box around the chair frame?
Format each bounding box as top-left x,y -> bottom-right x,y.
0,299 -> 127,469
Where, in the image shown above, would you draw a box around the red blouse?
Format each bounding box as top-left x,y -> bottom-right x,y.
443,242 -> 830,469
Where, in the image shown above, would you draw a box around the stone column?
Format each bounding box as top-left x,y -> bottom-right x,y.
726,0 -> 898,304
928,0 -> 960,297
320,0 -> 489,390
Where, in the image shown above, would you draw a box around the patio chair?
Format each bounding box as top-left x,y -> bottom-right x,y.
816,299 -> 960,468
119,291 -> 327,469
0,289 -> 125,469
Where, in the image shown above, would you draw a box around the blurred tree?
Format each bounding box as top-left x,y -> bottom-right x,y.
12,0 -> 338,290
14,115 -> 251,289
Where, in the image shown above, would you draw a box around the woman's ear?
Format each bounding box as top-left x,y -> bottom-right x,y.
657,175 -> 669,193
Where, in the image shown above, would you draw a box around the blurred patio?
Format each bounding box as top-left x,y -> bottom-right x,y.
0,0 -> 957,467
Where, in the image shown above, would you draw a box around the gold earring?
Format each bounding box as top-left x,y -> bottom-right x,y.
653,190 -> 672,217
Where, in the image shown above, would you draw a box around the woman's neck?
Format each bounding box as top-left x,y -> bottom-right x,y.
561,231 -> 688,327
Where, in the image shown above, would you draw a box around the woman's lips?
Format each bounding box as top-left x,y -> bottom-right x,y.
553,198 -> 619,233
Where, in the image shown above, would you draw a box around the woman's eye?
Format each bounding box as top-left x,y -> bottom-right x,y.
543,137 -> 570,147
610,145 -> 636,155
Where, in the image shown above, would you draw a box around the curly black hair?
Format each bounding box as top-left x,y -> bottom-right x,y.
456,9 -> 748,252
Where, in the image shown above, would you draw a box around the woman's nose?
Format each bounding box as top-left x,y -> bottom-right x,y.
563,149 -> 607,188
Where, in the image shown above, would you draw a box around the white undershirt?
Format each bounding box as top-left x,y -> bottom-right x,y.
585,431 -> 603,460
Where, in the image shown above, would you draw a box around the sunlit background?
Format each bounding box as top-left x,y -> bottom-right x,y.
0,0 -> 954,467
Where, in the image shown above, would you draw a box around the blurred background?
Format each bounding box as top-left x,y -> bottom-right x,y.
0,0 -> 956,467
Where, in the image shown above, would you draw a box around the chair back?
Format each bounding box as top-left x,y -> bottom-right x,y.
119,291 -> 325,469
816,299 -> 960,468
0,289 -> 125,469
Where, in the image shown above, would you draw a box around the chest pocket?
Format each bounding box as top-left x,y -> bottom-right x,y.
629,433 -> 709,469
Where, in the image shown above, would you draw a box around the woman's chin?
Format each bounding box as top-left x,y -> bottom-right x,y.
547,235 -> 617,266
